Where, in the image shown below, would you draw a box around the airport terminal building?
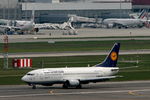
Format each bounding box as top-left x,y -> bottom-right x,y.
0,0 -> 149,23
21,0 -> 132,23
132,0 -> 150,11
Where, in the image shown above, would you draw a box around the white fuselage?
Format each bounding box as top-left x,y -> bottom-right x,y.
15,20 -> 34,31
22,67 -> 119,84
0,19 -> 34,34
103,18 -> 143,28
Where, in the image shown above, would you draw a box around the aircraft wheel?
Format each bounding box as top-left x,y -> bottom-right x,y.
76,84 -> 82,89
32,85 -> 36,89
118,26 -> 121,29
63,84 -> 68,89
63,82 -> 69,89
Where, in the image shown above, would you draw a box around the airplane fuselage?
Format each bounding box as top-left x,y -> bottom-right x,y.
104,18 -> 143,26
15,20 -> 35,31
22,67 -> 119,85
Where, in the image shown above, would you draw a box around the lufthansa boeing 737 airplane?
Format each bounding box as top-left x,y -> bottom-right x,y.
22,43 -> 120,89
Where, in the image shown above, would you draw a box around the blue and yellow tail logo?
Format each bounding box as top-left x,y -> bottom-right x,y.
110,52 -> 117,61
95,43 -> 120,67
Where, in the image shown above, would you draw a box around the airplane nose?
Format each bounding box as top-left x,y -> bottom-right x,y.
21,76 -> 27,82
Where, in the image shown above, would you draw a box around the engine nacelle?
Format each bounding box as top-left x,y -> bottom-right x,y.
68,80 -> 80,86
107,23 -> 114,28
34,28 -> 39,33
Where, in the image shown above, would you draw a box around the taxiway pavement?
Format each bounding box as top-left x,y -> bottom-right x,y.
0,50 -> 150,58
1,28 -> 150,43
0,81 -> 150,100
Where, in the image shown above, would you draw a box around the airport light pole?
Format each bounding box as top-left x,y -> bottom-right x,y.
120,0 -> 122,18
7,0 -> 10,19
3,35 -> 9,69
25,0 -> 28,20
3,5 -> 6,19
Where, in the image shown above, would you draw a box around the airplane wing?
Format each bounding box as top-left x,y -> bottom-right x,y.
119,66 -> 139,70
0,25 -> 12,32
0,25 -> 21,30
12,26 -> 22,31
0,25 -> 11,29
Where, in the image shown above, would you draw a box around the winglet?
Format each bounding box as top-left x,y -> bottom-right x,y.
95,43 -> 120,67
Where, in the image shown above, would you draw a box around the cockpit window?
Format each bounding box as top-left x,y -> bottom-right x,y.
27,73 -> 34,76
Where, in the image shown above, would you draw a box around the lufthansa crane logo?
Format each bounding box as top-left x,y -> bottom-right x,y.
110,52 -> 117,61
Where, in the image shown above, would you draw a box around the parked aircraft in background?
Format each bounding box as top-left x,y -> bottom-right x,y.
0,11 -> 36,35
0,20 -> 35,35
22,43 -> 120,89
103,10 -> 147,28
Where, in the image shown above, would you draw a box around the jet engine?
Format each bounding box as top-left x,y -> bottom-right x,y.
107,23 -> 114,28
0,26 -> 14,35
34,28 -> 39,33
68,80 -> 80,86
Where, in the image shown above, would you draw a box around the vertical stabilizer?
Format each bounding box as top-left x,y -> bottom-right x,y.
138,9 -> 148,19
95,43 -> 120,67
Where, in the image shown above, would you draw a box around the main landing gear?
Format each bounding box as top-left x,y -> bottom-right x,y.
62,82 -> 82,89
32,84 -> 36,89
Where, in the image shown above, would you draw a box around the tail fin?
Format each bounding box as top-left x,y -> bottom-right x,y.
138,9 -> 148,19
95,43 -> 120,67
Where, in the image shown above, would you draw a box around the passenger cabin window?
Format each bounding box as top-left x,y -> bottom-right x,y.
27,73 -> 35,76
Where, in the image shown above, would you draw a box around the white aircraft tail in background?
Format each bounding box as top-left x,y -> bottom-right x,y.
0,10 -> 36,34
130,9 -> 148,20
